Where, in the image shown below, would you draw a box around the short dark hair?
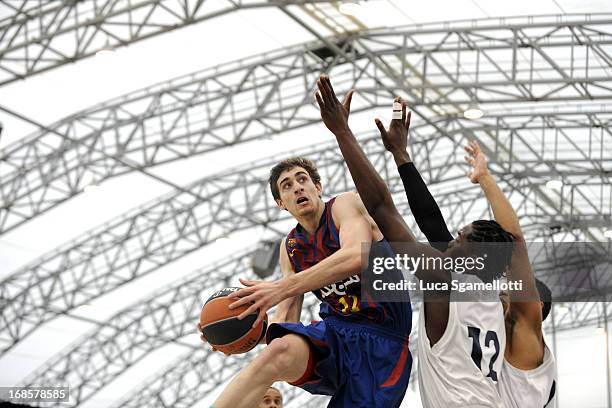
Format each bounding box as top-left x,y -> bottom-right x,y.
467,220 -> 515,282
268,157 -> 321,201
535,278 -> 552,322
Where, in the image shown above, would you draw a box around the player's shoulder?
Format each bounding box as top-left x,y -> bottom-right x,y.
330,192 -> 368,227
332,191 -> 362,208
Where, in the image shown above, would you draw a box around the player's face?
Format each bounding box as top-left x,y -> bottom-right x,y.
275,166 -> 322,217
445,224 -> 474,258
258,388 -> 283,408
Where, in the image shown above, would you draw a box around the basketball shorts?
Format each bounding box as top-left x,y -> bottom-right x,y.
266,315 -> 412,408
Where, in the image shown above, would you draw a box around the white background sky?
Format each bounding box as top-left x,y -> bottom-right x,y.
1,1 -> 612,407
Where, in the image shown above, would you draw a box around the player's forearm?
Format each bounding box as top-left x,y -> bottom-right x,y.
270,299 -> 301,325
285,246 -> 362,297
333,129 -> 399,223
478,174 -> 523,239
479,174 -> 539,304
286,298 -> 303,322
398,163 -> 453,248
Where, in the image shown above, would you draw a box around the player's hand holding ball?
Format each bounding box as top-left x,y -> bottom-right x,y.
199,287 -> 268,355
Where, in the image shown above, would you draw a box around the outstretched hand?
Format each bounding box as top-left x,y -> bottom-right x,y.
464,140 -> 489,184
315,74 -> 354,136
227,277 -> 288,329
375,97 -> 412,164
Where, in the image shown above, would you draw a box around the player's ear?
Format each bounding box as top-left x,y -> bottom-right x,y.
275,198 -> 287,211
315,182 -> 323,198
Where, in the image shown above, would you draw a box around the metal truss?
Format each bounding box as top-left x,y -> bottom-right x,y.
523,228 -> 612,333
2,12 -> 611,407
0,0 -> 333,86
1,15 -> 611,234
1,114 -> 610,355
549,301 -> 612,332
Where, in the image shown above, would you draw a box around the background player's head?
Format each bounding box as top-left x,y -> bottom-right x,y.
258,386 -> 283,408
269,157 -> 323,217
535,278 -> 552,321
446,219 -> 515,282
500,278 -> 552,321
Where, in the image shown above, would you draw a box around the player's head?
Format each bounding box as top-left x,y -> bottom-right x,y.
535,278 -> 552,321
269,157 -> 323,217
446,220 -> 515,282
500,278 -> 552,321
258,386 -> 283,408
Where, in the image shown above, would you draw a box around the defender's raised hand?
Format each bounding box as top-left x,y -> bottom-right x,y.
375,97 -> 412,166
464,140 -> 489,184
315,74 -> 354,136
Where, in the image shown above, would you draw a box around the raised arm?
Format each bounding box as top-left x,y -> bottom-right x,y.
380,97 -> 454,249
314,75 -> 448,279
464,141 -> 542,329
314,75 -> 416,244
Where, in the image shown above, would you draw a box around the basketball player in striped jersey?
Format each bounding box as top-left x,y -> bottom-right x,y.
317,75 -> 515,407
207,85 -> 413,405
465,141 -> 557,407
379,102 -> 557,407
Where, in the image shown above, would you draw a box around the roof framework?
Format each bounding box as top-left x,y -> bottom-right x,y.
0,0 -> 333,86
1,11 -> 611,407
1,14 -> 611,234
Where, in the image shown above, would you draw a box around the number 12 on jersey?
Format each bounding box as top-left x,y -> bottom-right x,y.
468,326 -> 500,381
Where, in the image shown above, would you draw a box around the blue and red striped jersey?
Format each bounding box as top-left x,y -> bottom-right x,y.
285,196 -> 412,333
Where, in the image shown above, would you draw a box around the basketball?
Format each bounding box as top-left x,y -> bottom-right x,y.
199,287 -> 268,355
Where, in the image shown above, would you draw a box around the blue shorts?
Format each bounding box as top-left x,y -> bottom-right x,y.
266,316 -> 412,408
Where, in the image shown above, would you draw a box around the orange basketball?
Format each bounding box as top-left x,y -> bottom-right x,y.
199,287 -> 268,355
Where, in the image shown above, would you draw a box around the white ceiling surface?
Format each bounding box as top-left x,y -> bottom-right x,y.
0,0 -> 611,407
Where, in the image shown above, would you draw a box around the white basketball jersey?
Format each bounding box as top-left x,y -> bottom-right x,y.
418,274 -> 506,408
498,342 -> 557,408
